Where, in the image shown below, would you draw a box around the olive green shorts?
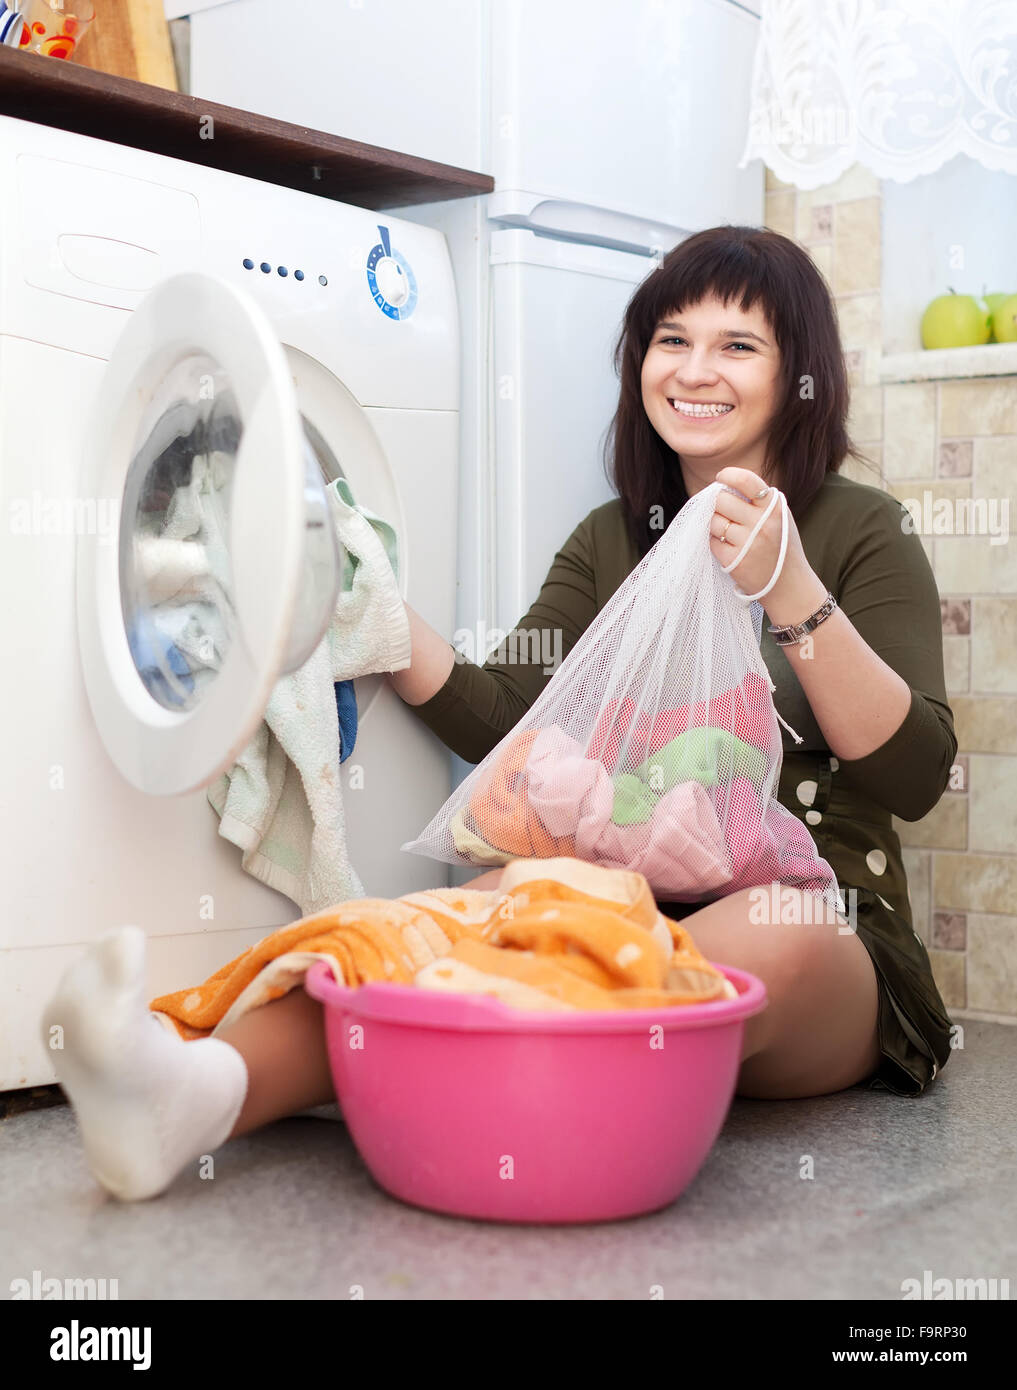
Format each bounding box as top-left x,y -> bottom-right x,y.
656,883 -> 954,1096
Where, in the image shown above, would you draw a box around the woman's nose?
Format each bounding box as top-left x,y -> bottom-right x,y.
675,361 -> 721,385
673,348 -> 721,379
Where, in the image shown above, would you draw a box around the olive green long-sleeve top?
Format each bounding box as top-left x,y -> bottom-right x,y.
405,472 -> 957,834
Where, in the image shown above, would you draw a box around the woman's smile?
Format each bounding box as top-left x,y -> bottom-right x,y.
667,397 -> 736,422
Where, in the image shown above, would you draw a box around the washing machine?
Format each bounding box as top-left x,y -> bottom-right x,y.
0,114 -> 459,1090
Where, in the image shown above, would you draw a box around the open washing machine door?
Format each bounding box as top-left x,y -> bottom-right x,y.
77,271 -> 341,796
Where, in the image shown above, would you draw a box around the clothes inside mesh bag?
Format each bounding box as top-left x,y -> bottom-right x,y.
402,482 -> 841,909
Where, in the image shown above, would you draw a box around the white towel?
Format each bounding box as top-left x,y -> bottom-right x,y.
206,479 -> 412,913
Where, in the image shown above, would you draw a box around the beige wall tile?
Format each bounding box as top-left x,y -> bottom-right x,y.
831,198 -> 880,296
939,440 -> 973,477
928,948 -> 966,1009
972,599 -> 1017,691
973,438 -> 1017,540
965,913 -> 1017,1013
887,479 -> 971,507
951,696 -> 1017,752
826,163 -> 881,202
882,382 -> 936,480
933,911 -> 966,949
835,293 -> 882,386
934,853 -> 1017,912
942,634 -> 970,692
895,795 -> 968,850
935,534 -> 1017,596
941,598 -> 971,635
765,167 -> 794,192
795,191 -> 832,245
836,294 -> 882,342
848,384 -> 884,444
903,848 -> 931,943
946,754 -> 969,792
764,191 -> 795,239
839,450 -> 886,491
844,350 -> 864,388
861,357 -> 882,392
792,188 -> 822,244
940,378 -> 1017,436
807,241 -> 833,286
967,754 -> 1017,853
974,435 -> 1017,478
811,203 -> 833,240
934,444 -> 1017,593
888,480 -> 972,560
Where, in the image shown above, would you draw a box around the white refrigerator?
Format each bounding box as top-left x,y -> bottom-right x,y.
169,0 -> 764,833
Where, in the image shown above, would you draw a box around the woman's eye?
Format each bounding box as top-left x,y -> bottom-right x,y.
662,336 -> 753,351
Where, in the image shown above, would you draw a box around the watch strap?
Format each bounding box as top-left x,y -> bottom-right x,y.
766,592 -> 838,645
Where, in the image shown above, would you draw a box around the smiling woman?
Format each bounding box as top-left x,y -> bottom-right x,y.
400,224 -> 958,1101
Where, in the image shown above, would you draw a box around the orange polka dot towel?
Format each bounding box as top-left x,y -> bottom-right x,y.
149,857 -> 735,1039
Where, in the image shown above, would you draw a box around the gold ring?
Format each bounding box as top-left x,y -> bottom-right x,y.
721,521 -> 732,544
755,486 -> 770,500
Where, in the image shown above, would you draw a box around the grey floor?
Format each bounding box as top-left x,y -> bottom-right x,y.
2,1020 -> 1014,1301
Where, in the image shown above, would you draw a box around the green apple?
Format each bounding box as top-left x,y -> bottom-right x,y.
981,287 -> 1013,341
983,290 -> 1010,315
990,293 -> 1017,343
921,288 -> 992,348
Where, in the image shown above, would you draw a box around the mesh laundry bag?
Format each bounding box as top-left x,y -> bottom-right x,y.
402,481 -> 841,909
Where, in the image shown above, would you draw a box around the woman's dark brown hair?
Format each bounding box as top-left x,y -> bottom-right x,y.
604,224 -> 877,560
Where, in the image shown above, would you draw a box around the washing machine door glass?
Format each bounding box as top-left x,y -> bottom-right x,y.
118,351 -> 241,715
78,271 -> 341,796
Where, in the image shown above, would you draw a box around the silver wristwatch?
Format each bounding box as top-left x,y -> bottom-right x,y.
766,592 -> 838,646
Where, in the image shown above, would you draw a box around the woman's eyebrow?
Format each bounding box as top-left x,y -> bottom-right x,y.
657,321 -> 769,345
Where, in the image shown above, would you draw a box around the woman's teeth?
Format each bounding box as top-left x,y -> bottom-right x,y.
669,399 -> 734,418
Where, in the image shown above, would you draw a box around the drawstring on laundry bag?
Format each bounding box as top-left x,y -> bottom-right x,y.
718,482 -> 803,746
402,479 -> 836,906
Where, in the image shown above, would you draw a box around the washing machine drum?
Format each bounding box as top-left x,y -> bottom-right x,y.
77,271 -> 341,796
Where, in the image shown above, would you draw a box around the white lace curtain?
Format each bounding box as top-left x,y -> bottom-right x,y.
739,0 -> 1017,190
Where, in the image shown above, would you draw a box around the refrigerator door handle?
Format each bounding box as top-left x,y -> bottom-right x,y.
486,190 -> 688,260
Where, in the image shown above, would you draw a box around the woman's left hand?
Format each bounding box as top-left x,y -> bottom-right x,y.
708,466 -> 815,611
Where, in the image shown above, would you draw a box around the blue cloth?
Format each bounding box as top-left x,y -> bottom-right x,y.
327,475 -> 391,765
126,614 -> 194,708
334,679 -> 358,763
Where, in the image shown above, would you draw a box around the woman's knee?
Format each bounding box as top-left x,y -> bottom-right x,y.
680,886 -> 839,990
461,866 -> 507,891
678,886 -> 879,1073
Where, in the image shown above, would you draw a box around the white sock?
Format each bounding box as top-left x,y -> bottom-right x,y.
41,925 -> 249,1202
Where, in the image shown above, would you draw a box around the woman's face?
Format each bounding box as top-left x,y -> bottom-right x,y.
640,293 -> 782,494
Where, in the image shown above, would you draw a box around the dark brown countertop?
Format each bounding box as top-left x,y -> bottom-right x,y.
0,44 -> 493,210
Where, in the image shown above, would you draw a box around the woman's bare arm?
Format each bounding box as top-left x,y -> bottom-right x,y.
386,601 -> 457,706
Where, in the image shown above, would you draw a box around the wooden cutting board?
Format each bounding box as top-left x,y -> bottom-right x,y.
72,0 -> 178,91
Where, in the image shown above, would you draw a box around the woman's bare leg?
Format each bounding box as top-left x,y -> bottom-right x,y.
458,866 -> 507,891
670,885 -> 881,1099
220,989 -> 336,1138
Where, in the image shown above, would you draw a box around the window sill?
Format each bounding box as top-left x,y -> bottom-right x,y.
880,343 -> 1017,384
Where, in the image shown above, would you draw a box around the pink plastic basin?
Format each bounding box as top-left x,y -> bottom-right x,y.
304,960 -> 766,1224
